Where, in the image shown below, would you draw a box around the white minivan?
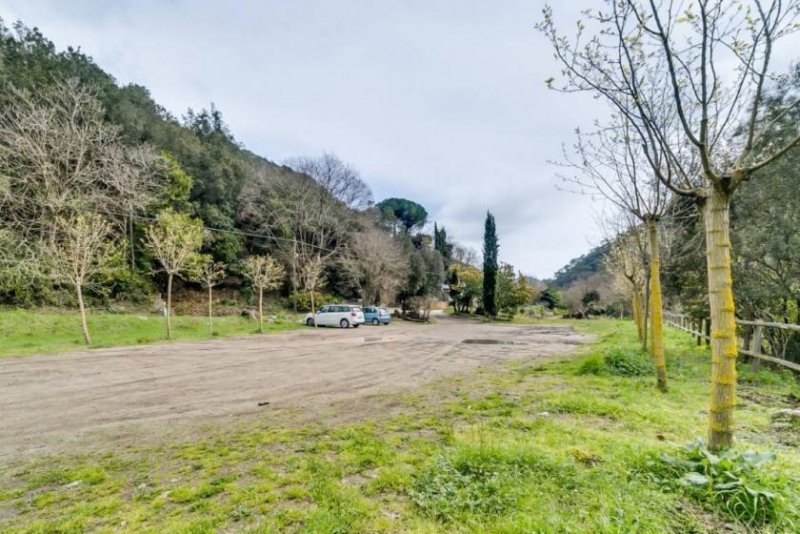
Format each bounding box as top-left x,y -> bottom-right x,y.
305,304 -> 365,328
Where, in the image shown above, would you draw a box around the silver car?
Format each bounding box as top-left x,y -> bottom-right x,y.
305,304 -> 365,328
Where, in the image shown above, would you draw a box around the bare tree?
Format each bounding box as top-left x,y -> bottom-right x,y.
452,244 -> 480,267
341,226 -> 409,305
239,167 -> 345,308
144,210 -> 206,339
540,0 -> 800,450
604,220 -> 649,347
286,153 -> 373,210
241,255 -> 285,333
0,77 -> 160,317
48,214 -> 118,345
187,255 -> 227,334
559,118 -> 673,391
105,144 -> 162,267
0,80 -> 159,242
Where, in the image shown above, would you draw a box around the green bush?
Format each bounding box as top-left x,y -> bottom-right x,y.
644,440 -> 795,528
604,349 -> 654,377
577,355 -> 605,375
577,349 -> 654,377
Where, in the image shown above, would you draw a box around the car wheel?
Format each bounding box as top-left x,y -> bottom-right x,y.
372,318 -> 380,325
340,318 -> 349,328
306,318 -> 315,327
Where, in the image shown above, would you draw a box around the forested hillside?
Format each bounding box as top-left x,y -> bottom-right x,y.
0,20 -> 484,319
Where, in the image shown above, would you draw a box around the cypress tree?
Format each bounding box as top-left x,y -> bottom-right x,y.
482,211 -> 498,317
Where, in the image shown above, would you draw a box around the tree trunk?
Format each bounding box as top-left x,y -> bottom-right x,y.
258,287 -> 264,334
166,273 -> 173,340
310,290 -> 318,328
632,289 -> 644,342
292,238 -> 298,312
704,188 -> 738,451
129,212 -> 136,269
647,219 -> 667,392
207,285 -> 213,334
76,283 -> 91,345
642,274 -> 650,352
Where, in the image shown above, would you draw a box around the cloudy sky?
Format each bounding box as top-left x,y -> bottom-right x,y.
1,0 -> 607,278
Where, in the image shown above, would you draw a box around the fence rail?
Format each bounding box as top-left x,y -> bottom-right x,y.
663,311 -> 800,373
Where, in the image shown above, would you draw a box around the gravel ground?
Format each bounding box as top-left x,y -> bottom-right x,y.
0,316 -> 590,459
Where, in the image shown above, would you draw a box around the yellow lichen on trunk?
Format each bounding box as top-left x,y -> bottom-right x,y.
647,220 -> 667,392
704,188 -> 738,451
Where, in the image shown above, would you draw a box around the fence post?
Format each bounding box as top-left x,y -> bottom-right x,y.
751,325 -> 763,372
696,320 -> 702,346
705,319 -> 711,347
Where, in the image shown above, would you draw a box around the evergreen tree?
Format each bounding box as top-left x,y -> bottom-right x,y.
433,223 -> 452,267
482,211 -> 499,317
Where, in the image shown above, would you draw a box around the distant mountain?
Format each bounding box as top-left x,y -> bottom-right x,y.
549,242 -> 610,288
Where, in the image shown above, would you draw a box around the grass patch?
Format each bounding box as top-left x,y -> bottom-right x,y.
0,308 -> 301,357
1,319 -> 799,532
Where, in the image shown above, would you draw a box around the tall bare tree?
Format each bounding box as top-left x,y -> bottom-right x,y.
341,226 -> 409,305
241,255 -> 285,333
105,145 -> 162,268
0,80 -> 159,242
144,210 -> 206,339
560,118 -> 673,391
239,167 -> 345,308
604,216 -> 649,348
540,0 -> 800,450
0,78 -> 160,313
48,214 -> 119,345
286,153 -> 373,210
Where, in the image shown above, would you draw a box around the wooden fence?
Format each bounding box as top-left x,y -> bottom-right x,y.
663,311 -> 800,373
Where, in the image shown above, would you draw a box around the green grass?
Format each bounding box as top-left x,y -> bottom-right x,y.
1,319 -> 799,532
0,308 -> 302,357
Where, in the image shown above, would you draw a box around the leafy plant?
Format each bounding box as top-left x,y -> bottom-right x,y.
577,349 -> 654,377
604,349 -> 654,377
644,439 -> 794,527
410,447 -> 531,522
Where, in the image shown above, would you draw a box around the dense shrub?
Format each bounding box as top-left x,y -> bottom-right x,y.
643,440 -> 796,528
578,349 -> 654,377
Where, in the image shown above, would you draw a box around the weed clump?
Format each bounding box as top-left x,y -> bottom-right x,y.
578,348 -> 654,377
410,444 -> 541,522
643,439 -> 796,528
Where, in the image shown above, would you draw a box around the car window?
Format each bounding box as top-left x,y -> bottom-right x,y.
363,307 -> 371,313
320,306 -> 329,313
336,306 -> 347,312
353,306 -> 362,312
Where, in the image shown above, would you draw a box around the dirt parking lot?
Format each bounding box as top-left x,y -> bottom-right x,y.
0,316 -> 590,459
